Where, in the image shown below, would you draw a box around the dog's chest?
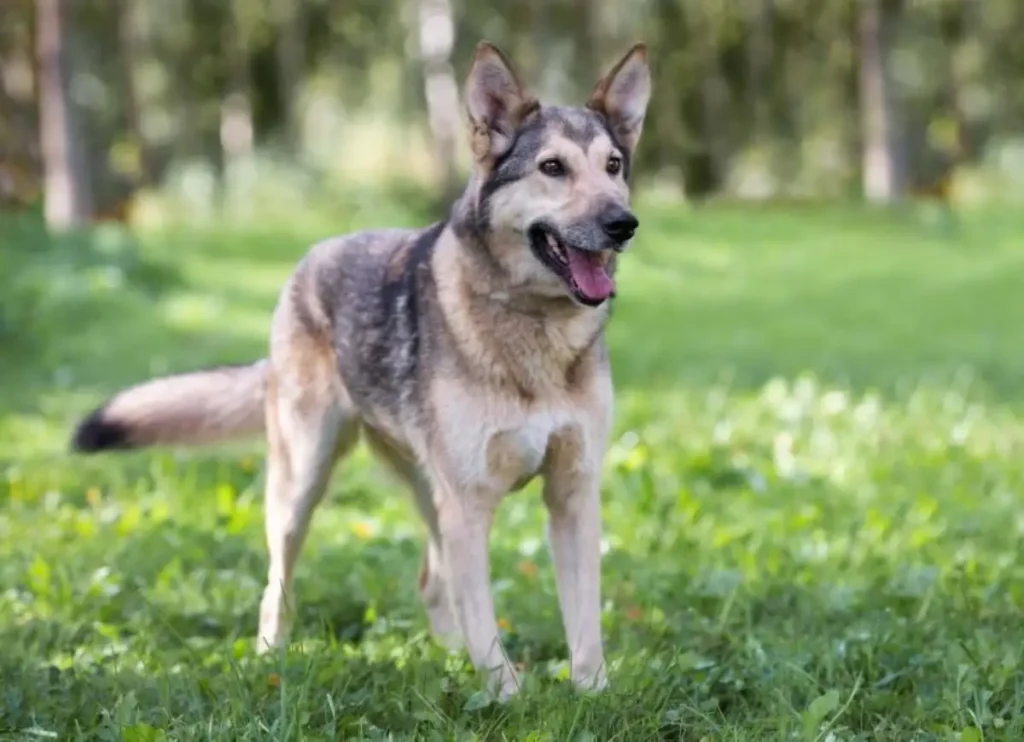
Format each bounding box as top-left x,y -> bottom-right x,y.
442,404 -> 578,494
484,411 -> 571,492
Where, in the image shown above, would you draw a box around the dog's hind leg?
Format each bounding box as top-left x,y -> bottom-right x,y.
411,480 -> 463,650
256,340 -> 359,654
362,431 -> 462,650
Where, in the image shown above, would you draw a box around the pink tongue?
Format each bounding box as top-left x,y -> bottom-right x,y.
567,249 -> 615,301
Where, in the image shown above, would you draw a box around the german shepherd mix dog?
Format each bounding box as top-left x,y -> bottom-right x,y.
71,41 -> 651,700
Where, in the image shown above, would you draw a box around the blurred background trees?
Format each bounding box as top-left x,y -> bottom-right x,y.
2,0 -> 1023,230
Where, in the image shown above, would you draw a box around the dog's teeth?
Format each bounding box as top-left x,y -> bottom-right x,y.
546,234 -> 566,259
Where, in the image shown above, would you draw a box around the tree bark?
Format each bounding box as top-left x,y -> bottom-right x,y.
414,0 -> 460,203
36,0 -> 93,229
176,0 -> 207,166
859,0 -> 907,203
1,4 -> 40,207
694,1 -> 728,194
943,0 -> 980,164
221,0 -> 254,164
747,0 -> 774,140
118,0 -> 154,188
274,0 -> 305,151
220,0 -> 255,214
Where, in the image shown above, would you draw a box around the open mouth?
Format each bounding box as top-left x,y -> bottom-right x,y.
528,224 -> 615,306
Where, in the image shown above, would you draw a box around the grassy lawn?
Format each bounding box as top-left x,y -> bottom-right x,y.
1,202 -> 1022,740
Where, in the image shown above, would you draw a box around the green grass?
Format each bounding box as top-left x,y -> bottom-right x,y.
1,202 -> 1023,740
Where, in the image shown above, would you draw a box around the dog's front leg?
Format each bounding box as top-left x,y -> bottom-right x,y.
432,474 -> 519,700
542,436 -> 608,692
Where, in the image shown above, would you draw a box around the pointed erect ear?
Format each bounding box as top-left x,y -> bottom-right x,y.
587,43 -> 652,154
465,41 -> 538,162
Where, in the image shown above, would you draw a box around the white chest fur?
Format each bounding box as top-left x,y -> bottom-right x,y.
438,400 -> 580,496
488,411 -> 572,492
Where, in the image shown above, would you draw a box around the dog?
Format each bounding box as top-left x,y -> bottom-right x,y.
70,40 -> 651,700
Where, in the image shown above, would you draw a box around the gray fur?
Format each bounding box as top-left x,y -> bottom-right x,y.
72,105 -> 633,455
68,39 -> 653,703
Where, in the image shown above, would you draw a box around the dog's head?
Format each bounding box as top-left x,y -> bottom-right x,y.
463,42 -> 651,308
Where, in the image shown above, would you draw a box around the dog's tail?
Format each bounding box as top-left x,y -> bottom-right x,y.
70,360 -> 269,453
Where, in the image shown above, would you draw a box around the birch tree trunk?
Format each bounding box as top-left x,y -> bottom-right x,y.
221,0 -> 255,215
36,0 -> 93,229
414,0 -> 460,202
221,0 -> 254,166
859,0 -> 907,203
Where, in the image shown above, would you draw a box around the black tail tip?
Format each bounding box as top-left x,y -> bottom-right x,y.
70,407 -> 133,453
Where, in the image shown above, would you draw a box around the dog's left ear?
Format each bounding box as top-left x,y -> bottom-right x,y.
587,43 -> 652,154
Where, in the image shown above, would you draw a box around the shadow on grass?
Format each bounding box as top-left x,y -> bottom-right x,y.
0,215 -> 279,437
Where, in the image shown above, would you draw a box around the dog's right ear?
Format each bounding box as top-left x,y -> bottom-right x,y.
587,43 -> 651,155
465,41 -> 537,163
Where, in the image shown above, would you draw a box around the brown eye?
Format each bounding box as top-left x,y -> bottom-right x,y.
539,158 -> 566,177
607,156 -> 622,176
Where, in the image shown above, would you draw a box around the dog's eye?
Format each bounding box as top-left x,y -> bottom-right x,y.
606,156 -> 622,176
539,158 -> 566,177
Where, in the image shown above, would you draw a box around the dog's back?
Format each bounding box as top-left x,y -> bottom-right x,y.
71,224 -> 435,453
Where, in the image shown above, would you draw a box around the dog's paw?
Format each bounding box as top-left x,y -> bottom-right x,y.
494,678 -> 521,704
257,586 -> 295,654
572,664 -> 609,694
255,633 -> 286,656
255,617 -> 292,656
485,666 -> 522,704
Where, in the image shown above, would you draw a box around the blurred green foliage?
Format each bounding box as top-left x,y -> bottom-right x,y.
4,0 -> 1024,219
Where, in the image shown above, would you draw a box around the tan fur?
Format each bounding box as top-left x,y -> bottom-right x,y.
71,361 -> 268,450
70,40 -> 652,702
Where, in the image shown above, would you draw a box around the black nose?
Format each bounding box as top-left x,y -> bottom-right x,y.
601,208 -> 639,244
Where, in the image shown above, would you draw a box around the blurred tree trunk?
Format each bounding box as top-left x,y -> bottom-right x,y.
747,0 -> 774,140
859,0 -> 907,203
118,0 -> 154,188
36,0 -> 93,229
177,0 -> 208,167
1,2 -> 41,207
693,2 -> 728,195
414,0 -> 460,203
942,0 -> 981,164
221,0 -> 254,167
218,0 -> 254,217
274,0 -> 305,151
